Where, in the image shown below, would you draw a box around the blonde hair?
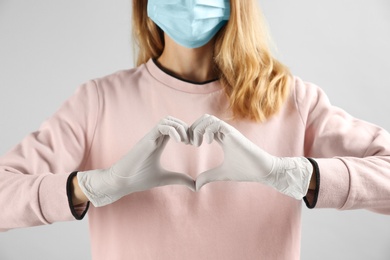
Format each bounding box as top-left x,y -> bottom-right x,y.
132,0 -> 291,122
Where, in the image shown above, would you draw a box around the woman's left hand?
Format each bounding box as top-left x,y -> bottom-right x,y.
190,114 -> 313,200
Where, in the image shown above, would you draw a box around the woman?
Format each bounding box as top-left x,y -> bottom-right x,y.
1,0 -> 389,259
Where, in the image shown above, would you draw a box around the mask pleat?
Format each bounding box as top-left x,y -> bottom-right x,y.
193,6 -> 229,20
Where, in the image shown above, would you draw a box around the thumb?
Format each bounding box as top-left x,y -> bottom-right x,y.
195,166 -> 228,191
159,170 -> 196,192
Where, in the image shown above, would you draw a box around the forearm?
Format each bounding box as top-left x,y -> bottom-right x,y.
0,172 -> 76,230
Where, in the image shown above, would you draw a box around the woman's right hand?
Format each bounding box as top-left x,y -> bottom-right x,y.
76,116 -> 195,207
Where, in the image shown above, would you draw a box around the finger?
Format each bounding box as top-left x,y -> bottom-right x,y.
163,117 -> 190,144
156,117 -> 189,144
189,114 -> 211,146
204,120 -> 223,144
190,114 -> 211,131
193,116 -> 226,145
190,114 -> 218,146
159,171 -> 196,192
157,125 -> 181,143
204,117 -> 242,145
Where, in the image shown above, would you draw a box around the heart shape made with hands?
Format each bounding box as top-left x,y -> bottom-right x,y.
155,114 -> 312,201
156,114 -> 276,192
79,114 -> 310,208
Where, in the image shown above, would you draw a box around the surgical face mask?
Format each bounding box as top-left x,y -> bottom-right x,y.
147,0 -> 231,49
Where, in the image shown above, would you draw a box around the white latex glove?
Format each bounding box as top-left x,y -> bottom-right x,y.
190,114 -> 313,200
77,116 -> 195,207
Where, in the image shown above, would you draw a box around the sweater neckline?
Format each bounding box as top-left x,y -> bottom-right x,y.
145,58 -> 223,94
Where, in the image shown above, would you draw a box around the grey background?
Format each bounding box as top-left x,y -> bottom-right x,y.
0,0 -> 389,259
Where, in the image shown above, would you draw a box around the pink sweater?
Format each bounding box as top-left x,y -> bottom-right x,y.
1,59 -> 390,259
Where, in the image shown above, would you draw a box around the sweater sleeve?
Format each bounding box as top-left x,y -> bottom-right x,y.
294,77 -> 390,214
0,80 -> 99,231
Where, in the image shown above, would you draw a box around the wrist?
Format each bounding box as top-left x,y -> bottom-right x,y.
308,167 -> 317,190
71,174 -> 89,205
270,157 -> 313,200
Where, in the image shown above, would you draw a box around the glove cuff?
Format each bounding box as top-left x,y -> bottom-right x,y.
267,157 -> 313,200
77,169 -> 118,207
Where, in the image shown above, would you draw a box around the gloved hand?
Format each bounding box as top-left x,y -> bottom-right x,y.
77,116 -> 196,207
190,114 -> 313,200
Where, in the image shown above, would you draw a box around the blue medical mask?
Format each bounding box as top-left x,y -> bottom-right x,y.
147,0 -> 230,49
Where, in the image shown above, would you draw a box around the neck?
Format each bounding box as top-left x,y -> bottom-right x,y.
157,35 -> 217,83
